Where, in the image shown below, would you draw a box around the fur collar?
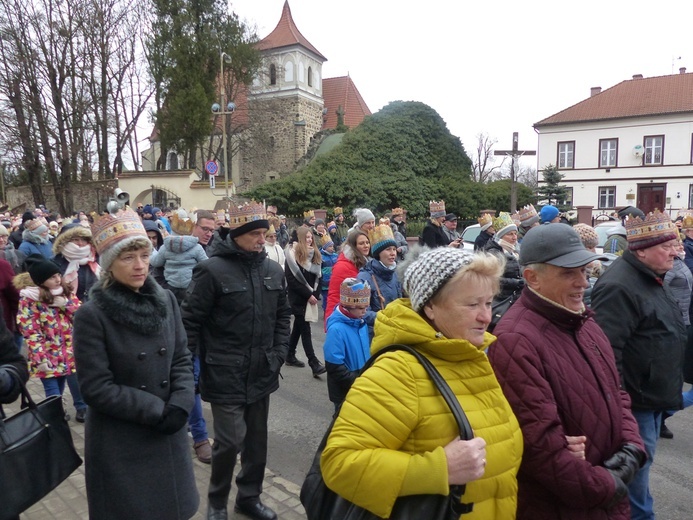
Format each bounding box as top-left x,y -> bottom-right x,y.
89,276 -> 169,332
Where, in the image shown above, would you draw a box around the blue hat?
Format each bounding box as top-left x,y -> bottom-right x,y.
539,205 -> 559,223
142,205 -> 153,215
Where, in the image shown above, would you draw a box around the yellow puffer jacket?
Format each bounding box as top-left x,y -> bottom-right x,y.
321,298 -> 523,519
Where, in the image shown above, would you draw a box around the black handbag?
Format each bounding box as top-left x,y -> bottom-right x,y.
0,367 -> 83,520
488,291 -> 518,333
301,344 -> 474,520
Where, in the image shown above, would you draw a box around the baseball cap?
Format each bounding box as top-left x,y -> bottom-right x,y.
519,223 -> 608,268
444,213 -> 458,222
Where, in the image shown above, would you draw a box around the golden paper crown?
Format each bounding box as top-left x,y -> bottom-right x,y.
266,224 -> 276,235
333,207 -> 343,216
319,233 -> 334,247
626,210 -> 678,245
682,215 -> 693,230
379,217 -> 391,225
492,212 -> 516,233
429,200 -> 446,216
390,207 -> 405,217
303,209 -> 315,219
478,214 -> 493,227
228,201 -> 267,229
518,204 -> 538,223
90,209 -> 147,257
676,209 -> 693,219
170,212 -> 194,236
340,278 -> 371,305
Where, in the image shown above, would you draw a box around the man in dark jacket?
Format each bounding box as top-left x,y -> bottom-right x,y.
0,313 -> 28,410
182,202 -> 290,520
474,213 -> 495,251
421,200 -> 459,248
490,224 -> 646,520
591,210 -> 685,520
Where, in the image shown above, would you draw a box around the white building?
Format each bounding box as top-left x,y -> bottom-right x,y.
534,69 -> 693,220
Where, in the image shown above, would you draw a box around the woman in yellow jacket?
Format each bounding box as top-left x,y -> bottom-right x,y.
321,247 -> 523,519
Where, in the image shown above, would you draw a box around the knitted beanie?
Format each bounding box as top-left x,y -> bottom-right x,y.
26,255 -> 61,286
353,208 -> 375,227
539,205 -> 560,223
399,246 -> 475,312
573,223 -> 599,249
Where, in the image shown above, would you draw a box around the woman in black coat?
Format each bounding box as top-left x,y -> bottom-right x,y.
0,314 -> 28,408
284,226 -> 325,376
73,210 -> 198,520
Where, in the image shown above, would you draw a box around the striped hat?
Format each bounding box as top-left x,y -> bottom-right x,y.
91,209 -> 149,271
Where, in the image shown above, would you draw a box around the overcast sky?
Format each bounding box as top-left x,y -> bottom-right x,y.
227,0 -> 689,170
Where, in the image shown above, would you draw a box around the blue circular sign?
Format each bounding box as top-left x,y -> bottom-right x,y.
205,160 -> 219,176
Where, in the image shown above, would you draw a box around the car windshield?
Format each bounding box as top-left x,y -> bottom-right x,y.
462,225 -> 481,244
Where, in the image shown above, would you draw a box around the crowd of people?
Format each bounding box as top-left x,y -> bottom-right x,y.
0,196 -> 691,520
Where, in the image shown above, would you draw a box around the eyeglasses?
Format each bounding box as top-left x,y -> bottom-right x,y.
197,226 -> 215,234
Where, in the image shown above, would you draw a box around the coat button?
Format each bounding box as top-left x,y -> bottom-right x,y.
160,380 -> 168,388
140,385 -> 147,390
138,352 -> 147,360
158,347 -> 167,355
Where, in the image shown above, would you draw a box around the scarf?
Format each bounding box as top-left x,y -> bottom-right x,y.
498,237 -> 519,258
61,243 -> 102,294
285,246 -> 321,291
19,285 -> 68,308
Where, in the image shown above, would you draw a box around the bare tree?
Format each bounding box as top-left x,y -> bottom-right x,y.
471,132 -> 505,183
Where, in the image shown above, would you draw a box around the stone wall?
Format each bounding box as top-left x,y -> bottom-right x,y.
5,180 -> 118,215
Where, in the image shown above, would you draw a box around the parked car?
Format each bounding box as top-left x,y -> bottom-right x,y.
461,224 -> 480,252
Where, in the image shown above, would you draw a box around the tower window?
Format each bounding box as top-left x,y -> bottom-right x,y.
270,64 -> 276,85
308,66 -> 312,87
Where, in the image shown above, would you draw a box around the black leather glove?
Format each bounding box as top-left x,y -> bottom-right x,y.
605,470 -> 628,508
155,404 -> 189,435
603,443 -> 646,486
0,366 -> 14,396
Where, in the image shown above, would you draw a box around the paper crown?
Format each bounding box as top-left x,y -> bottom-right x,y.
91,209 -> 147,258
266,224 -> 276,235
682,215 -> 693,230
340,278 -> 371,306
478,213 -> 493,230
319,233 -> 334,248
303,209 -> 315,219
429,200 -> 446,217
390,207 -> 405,217
379,217 -> 391,225
170,212 -> 194,236
625,210 -> 678,249
510,212 -> 522,226
368,224 -> 397,257
266,205 -> 278,214
228,201 -> 267,229
518,204 -> 539,225
333,207 -> 343,216
492,212 -> 517,236
676,209 -> 693,219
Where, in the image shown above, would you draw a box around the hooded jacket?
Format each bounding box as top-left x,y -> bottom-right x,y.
150,235 -> 208,290
51,224 -> 100,302
490,288 -> 644,520
321,298 -> 522,519
181,228 -> 291,404
18,228 -> 53,259
324,245 -> 362,324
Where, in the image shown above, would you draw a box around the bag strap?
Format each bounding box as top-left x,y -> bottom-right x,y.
369,275 -> 386,310
360,344 -> 474,515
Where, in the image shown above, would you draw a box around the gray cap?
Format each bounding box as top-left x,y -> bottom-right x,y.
519,223 -> 608,268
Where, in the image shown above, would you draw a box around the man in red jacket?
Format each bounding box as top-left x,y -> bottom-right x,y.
489,224 -> 646,520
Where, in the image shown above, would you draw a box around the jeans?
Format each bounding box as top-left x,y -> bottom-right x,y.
630,409 -> 660,520
188,356 -> 208,443
40,376 -> 66,398
66,373 -> 87,411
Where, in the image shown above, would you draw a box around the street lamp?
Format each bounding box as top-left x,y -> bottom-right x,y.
210,46 -> 235,200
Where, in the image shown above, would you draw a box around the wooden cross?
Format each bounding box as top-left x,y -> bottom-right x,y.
494,132 -> 536,212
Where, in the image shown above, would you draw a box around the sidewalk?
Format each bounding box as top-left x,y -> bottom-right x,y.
7,377 -> 307,520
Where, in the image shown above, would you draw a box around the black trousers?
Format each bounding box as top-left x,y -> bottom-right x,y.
208,396 -> 270,508
288,314 -> 317,363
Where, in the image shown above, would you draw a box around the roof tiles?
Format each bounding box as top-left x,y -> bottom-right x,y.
322,76 -> 372,130
257,0 -> 326,61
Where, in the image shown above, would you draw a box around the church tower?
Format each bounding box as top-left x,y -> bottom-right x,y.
242,1 -> 326,186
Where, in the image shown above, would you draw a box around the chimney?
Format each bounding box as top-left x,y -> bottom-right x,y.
680,67 -> 687,74
632,74 -> 643,80
590,86 -> 602,97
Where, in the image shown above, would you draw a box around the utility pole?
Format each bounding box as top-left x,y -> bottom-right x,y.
494,132 -> 536,212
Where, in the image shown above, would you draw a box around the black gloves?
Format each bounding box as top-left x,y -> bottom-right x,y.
155,404 -> 189,435
603,443 -> 646,486
0,366 -> 13,396
605,471 -> 629,508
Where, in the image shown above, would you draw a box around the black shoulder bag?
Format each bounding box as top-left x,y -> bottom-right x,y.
300,344 -> 474,520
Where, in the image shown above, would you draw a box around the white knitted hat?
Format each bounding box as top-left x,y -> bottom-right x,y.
353,208 -> 375,227
399,246 -> 475,312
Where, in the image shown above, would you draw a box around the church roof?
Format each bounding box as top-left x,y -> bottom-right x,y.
256,1 -> 327,62
322,76 -> 372,130
535,71 -> 693,127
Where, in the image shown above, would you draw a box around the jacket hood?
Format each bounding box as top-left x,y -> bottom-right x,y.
363,257 -> 396,280
372,298 -> 494,363
52,223 -> 93,255
163,234 -> 199,253
142,219 -> 164,248
326,305 -> 366,329
13,271 -> 36,290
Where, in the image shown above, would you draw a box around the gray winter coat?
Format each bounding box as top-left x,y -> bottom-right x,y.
150,235 -> 208,289
74,277 -> 198,520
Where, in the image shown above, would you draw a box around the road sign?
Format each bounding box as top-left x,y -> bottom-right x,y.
209,176 -> 216,189
205,160 -> 219,176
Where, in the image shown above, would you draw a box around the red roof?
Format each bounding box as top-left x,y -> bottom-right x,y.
256,1 -> 326,61
322,76 -> 371,130
535,71 -> 693,127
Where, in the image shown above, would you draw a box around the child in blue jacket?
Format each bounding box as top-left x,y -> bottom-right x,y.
323,278 -> 371,411
319,238 -> 339,312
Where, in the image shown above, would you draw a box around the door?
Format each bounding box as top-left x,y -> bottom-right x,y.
637,184 -> 667,214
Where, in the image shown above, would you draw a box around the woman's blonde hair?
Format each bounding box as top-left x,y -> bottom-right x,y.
294,226 -> 321,266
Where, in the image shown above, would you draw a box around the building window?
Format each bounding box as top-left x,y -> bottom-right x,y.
561,187 -> 573,207
166,151 -> 178,170
690,134 -> 693,164
598,186 -> 616,209
689,184 -> 693,209
644,135 -> 664,165
307,66 -> 312,87
558,141 -> 574,169
269,64 -> 276,85
599,139 -> 618,168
